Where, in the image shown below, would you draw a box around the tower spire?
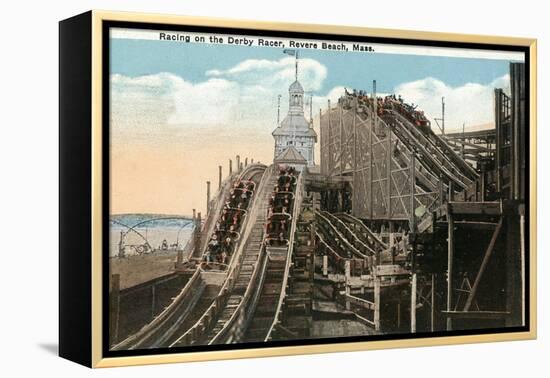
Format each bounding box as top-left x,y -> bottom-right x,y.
295,50 -> 299,81
283,49 -> 299,82
277,94 -> 281,126
309,95 -> 313,127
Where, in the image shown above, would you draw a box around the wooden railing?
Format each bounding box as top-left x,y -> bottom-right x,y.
315,211 -> 368,260
316,231 -> 369,276
209,238 -> 269,344
387,110 -> 474,189
335,213 -> 387,250
170,165 -> 273,347
199,163 -> 267,257
321,211 -> 376,256
264,173 -> 304,341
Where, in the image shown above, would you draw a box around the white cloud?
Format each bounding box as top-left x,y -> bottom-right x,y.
111,72 -> 240,128
110,57 -> 506,138
169,78 -> 241,125
206,57 -> 327,91
110,73 -> 177,137
394,75 -> 509,132
111,57 -> 334,134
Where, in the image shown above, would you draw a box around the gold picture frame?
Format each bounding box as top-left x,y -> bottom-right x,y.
59,10 -> 537,368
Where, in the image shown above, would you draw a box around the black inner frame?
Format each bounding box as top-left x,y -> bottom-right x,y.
101,19 -> 531,359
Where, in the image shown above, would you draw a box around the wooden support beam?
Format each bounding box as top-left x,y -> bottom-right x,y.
448,201 -> 502,216
442,310 -> 510,320
444,128 -> 495,140
511,64 -> 522,200
480,170 -> 486,202
274,324 -> 299,338
463,217 -> 504,311
374,276 -> 381,331
495,89 -> 502,193
445,138 -> 491,152
328,100 -> 332,175
194,212 -> 202,257
437,220 -> 499,231
345,260 -> 351,310
110,274 -> 120,345
520,205 -> 526,326
410,150 -> 416,232
397,299 -> 401,329
369,85 -> 374,219
446,205 -> 454,331
340,102 -> 343,176
431,274 -> 436,332
387,120 -> 392,218
411,273 -> 417,333
389,221 -> 395,265
345,294 -> 375,310
438,175 -> 444,207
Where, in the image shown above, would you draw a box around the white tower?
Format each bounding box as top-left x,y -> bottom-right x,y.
272,56 -> 317,167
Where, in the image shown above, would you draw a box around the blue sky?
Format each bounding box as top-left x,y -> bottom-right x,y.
109,34 -> 520,137
110,38 -> 511,94
109,34 -> 518,215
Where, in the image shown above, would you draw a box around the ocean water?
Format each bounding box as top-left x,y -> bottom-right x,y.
109,214 -> 194,257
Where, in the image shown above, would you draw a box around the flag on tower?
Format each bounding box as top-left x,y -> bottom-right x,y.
283,49 -> 296,56
283,49 -> 299,80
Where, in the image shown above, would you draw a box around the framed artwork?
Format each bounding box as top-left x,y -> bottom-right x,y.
59,10 -> 537,368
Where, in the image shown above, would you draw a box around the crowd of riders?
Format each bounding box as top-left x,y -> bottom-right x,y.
203,179 -> 256,266
343,88 -> 431,130
202,165 -> 299,266
265,165 -> 298,247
